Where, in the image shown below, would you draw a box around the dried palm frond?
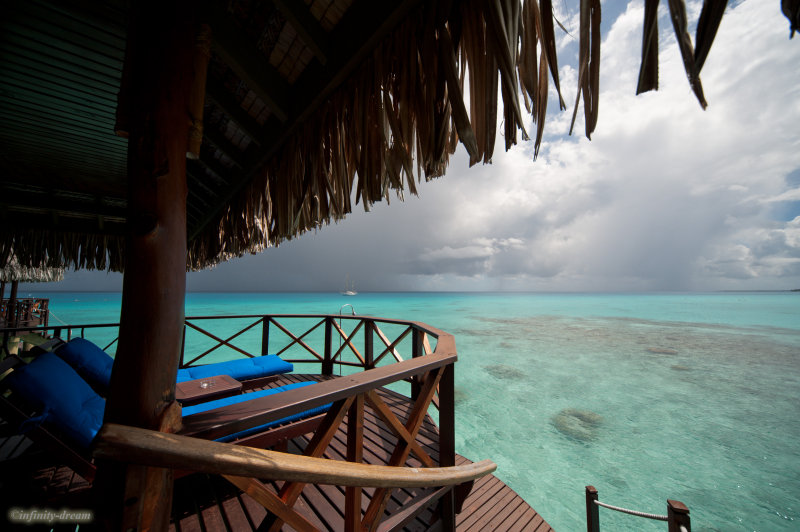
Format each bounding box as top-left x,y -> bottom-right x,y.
637,0 -> 660,94
668,0 -> 707,108
569,0 -> 601,138
783,0 -> 800,37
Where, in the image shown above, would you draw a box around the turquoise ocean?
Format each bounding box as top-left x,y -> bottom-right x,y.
24,291 -> 800,531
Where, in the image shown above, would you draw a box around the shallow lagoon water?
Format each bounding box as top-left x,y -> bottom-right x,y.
36,291 -> 800,531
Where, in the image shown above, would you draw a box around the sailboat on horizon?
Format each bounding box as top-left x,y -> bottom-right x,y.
341,275 -> 357,296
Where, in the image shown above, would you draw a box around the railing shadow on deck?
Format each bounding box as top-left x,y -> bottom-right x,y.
1,314 -> 481,531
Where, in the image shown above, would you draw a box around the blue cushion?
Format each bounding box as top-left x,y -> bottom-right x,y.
176,355 -> 293,383
5,353 -> 105,449
55,338 -> 114,393
182,382 -> 330,442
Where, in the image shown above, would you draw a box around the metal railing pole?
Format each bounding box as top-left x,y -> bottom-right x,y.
668,500 -> 690,532
586,486 -> 600,532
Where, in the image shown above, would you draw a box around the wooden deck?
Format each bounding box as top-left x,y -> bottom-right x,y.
0,373 -> 554,531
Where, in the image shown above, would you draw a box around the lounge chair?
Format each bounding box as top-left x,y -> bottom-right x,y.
0,352 -> 328,481
52,337 -> 293,394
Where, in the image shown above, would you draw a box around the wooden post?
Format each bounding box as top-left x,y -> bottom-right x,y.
98,1 -> 208,529
364,319 -> 374,369
411,328 -> 423,400
322,316 -> 333,375
7,280 -> 18,328
345,394 -> 364,531
586,486 -> 600,532
667,499 -> 690,532
180,323 -> 187,368
438,362 -> 456,531
261,317 -> 270,356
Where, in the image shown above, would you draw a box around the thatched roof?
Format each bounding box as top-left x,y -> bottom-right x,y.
0,254 -> 65,283
1,0 -> 797,272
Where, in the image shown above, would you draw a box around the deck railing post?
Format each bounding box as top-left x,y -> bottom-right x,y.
364,319 -> 374,370
180,323 -> 186,368
439,362 -> 456,531
586,486 -> 600,532
345,393 -> 364,531
411,328 -> 422,400
667,499 -> 690,532
261,316 -> 270,357
322,316 -> 333,375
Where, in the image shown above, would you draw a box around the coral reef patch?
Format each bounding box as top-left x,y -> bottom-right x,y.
551,408 -> 603,442
483,364 -> 527,380
647,347 -> 678,355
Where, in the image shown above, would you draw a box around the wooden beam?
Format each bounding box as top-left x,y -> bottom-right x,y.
0,187 -> 127,220
95,423 -> 497,487
180,352 -> 457,441
203,126 -> 246,168
345,394 -> 365,532
205,76 -> 265,145
272,0 -> 328,65
202,0 -> 290,122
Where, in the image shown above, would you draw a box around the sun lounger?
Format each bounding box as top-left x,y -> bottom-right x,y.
0,353 -> 328,481
52,337 -> 293,394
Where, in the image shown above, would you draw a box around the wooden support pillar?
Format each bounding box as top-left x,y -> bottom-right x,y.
97,1 -> 209,530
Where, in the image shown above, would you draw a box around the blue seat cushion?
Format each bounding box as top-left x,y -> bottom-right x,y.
55,337 -> 115,393
182,382 -> 330,442
176,355 -> 293,383
5,353 -> 105,449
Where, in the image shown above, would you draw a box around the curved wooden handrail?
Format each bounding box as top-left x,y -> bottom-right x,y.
179,351 -> 457,441
95,423 -> 496,488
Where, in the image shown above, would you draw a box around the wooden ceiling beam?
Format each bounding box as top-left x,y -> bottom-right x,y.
203,1 -> 290,122
205,78 -> 265,146
0,187 -> 126,219
271,0 -> 328,65
192,155 -> 234,188
1,211 -> 127,236
203,127 -> 246,169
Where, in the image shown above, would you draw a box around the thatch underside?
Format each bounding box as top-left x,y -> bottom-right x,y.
0,253 -> 65,283
1,0 -> 797,272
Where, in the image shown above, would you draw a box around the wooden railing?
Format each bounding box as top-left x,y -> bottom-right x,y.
1,314 -> 477,531
180,314 -> 438,374
0,298 -> 51,353
586,486 -> 691,532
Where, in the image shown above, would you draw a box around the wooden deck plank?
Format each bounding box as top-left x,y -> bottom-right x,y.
462,484 -> 521,531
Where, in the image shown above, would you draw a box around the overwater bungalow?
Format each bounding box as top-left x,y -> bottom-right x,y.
1,1 -> 795,530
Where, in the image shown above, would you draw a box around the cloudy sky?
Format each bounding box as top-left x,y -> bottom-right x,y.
49,0 -> 800,293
